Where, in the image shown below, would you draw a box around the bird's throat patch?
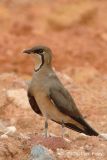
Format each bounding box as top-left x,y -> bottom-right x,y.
34,54 -> 44,72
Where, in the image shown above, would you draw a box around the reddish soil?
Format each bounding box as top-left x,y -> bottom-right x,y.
0,0 -> 107,160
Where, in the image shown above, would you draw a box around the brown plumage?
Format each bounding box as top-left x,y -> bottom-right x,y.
23,45 -> 99,137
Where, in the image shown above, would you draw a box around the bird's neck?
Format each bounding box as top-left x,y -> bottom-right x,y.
33,65 -> 53,79
34,63 -> 42,72
34,54 -> 44,72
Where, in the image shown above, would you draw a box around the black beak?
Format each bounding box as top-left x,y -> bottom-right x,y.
23,48 -> 32,54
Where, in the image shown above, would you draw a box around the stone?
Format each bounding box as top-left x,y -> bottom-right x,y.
99,133 -> 107,141
29,144 -> 55,160
6,89 -> 30,109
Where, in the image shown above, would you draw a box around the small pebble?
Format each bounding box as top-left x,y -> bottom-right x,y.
99,133 -> 107,140
29,144 -> 55,160
4,126 -> 16,135
1,134 -> 8,139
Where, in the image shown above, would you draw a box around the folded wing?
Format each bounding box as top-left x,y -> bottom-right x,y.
49,86 -> 98,136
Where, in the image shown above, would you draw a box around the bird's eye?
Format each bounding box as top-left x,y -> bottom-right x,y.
35,49 -> 43,53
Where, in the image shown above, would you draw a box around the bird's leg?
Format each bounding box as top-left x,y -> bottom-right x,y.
62,120 -> 65,139
45,117 -> 48,138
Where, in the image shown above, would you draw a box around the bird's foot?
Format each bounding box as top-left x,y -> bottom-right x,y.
41,131 -> 49,138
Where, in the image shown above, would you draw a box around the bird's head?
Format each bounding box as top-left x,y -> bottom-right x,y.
23,45 -> 52,71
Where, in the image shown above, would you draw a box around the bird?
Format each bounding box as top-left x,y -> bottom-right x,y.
23,45 -> 99,138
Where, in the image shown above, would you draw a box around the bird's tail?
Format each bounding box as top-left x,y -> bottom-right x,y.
64,117 -> 99,136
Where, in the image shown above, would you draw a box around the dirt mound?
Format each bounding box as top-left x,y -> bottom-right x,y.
0,72 -> 107,159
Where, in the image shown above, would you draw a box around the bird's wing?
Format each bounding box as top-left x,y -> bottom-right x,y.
28,92 -> 42,115
49,86 -> 82,120
49,86 -> 98,136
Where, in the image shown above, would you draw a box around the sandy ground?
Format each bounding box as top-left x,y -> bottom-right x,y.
0,0 -> 107,160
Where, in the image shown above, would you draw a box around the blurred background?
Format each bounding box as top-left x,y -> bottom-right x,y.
0,1 -> 107,160
0,0 -> 107,75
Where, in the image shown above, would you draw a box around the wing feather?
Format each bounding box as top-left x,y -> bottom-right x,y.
49,87 -> 98,136
28,92 -> 42,115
